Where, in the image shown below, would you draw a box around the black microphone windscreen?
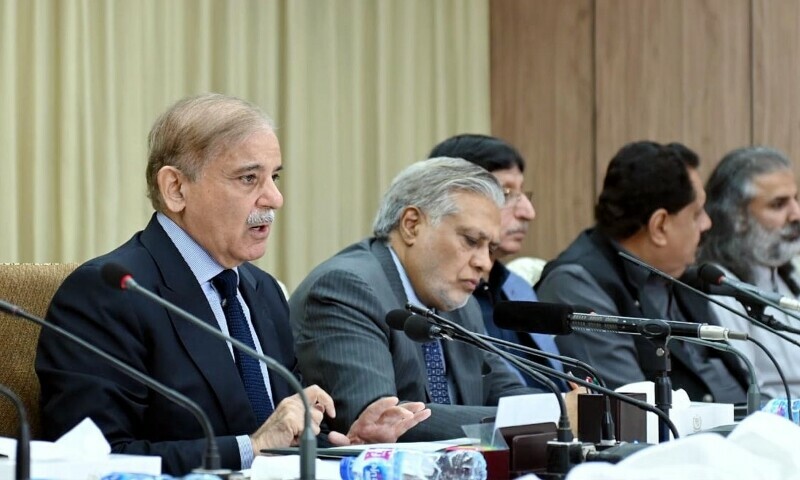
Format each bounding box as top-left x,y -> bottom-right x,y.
100,262 -> 131,290
385,309 -> 413,331
403,315 -> 436,343
493,301 -> 573,335
680,266 -> 705,290
698,263 -> 726,286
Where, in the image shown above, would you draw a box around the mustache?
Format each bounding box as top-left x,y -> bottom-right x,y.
779,221 -> 800,241
504,224 -> 528,235
246,209 -> 275,226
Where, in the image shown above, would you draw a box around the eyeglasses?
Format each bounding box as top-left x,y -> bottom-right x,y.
503,188 -> 533,207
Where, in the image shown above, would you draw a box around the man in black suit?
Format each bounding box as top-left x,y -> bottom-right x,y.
536,141 -> 748,403
35,93 -> 429,475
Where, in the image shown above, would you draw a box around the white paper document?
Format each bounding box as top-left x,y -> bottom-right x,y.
495,393 -> 561,430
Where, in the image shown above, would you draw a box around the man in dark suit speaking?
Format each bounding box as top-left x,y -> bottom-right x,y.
35,93 -> 429,475
290,157 -> 540,441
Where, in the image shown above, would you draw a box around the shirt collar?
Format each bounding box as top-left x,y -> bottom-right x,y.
156,212 -> 234,285
386,243 -> 428,310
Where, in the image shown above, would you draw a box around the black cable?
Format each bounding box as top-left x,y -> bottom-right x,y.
408,305 -> 680,441
749,336 -> 792,422
0,384 -> 30,480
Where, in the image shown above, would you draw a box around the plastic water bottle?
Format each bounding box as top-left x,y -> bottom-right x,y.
339,448 -> 487,480
762,397 -> 800,424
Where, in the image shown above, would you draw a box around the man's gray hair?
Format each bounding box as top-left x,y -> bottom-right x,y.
372,157 -> 504,239
146,93 -> 275,212
699,146 -> 793,281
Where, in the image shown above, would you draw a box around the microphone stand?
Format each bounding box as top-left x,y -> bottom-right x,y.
635,319 -> 674,444
669,337 -> 760,416
118,277 -> 317,480
473,333 -> 617,444
619,252 -> 797,421
744,302 -> 800,335
406,317 -> 680,439
0,300 -> 224,475
405,304 -> 573,443
405,305 -> 681,476
0,384 -> 30,480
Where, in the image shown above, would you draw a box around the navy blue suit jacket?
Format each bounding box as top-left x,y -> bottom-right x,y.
35,215 -> 295,474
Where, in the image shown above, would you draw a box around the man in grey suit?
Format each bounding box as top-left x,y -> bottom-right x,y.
290,157 -> 539,441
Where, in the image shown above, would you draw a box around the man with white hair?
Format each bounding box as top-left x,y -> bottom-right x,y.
700,146 -> 800,399
290,157 -> 540,441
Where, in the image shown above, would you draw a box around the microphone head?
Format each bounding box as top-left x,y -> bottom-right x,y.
403,315 -> 438,343
493,301 -> 574,335
100,262 -> 132,290
385,309 -> 413,331
698,263 -> 726,286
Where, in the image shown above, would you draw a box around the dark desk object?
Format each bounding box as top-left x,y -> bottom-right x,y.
578,393 -> 647,443
497,422 -> 557,477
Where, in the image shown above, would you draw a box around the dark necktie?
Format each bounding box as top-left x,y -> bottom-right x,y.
422,309 -> 451,404
212,269 -> 273,423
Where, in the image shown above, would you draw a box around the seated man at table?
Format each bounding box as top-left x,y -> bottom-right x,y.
428,134 -> 567,390
536,140 -> 748,403
36,93 -> 429,475
700,146 -> 800,398
290,157 -> 542,441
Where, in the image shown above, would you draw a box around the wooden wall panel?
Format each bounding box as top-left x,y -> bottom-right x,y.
595,0 -> 751,183
490,0 -> 594,261
753,0 -> 800,177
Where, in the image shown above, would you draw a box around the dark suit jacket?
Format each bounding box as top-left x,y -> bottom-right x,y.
537,228 -> 747,402
289,238 -> 536,441
35,215 -> 295,474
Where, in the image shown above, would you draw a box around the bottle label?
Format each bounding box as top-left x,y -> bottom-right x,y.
359,449 -> 397,480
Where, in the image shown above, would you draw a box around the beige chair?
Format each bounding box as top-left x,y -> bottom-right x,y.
506,256 -> 548,286
0,263 -> 77,439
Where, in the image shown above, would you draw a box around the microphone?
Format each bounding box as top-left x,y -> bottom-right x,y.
100,263 -> 316,480
398,306 -> 574,446
0,299 -> 223,474
399,306 -> 681,442
494,301 -> 748,341
0,383 -> 30,480
619,251 -> 797,423
386,309 -> 609,389
698,263 -> 800,313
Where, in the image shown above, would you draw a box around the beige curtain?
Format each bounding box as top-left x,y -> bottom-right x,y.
1,0 -> 490,290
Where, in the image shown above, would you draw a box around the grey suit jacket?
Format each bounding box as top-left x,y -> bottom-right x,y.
289,238 -> 535,441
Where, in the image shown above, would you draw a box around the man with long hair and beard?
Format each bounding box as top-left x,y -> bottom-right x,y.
700,146 -> 800,399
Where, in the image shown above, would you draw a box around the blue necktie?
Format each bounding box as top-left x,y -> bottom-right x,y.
422,339 -> 451,404
213,269 -> 273,424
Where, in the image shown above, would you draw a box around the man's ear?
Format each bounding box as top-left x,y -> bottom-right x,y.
157,166 -> 187,213
397,207 -> 424,246
647,208 -> 670,247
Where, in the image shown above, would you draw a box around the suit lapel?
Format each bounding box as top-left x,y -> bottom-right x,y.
141,217 -> 258,432
371,240 -> 439,402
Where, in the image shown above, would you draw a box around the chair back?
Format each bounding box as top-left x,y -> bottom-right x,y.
0,263 -> 78,439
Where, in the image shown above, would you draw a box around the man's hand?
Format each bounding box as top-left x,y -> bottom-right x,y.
250,384 -> 335,452
328,396 -> 431,446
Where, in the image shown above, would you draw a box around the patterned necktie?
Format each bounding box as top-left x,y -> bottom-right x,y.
422,338 -> 451,404
212,269 -> 273,423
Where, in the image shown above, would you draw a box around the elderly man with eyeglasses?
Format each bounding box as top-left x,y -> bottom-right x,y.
427,134 -> 569,390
